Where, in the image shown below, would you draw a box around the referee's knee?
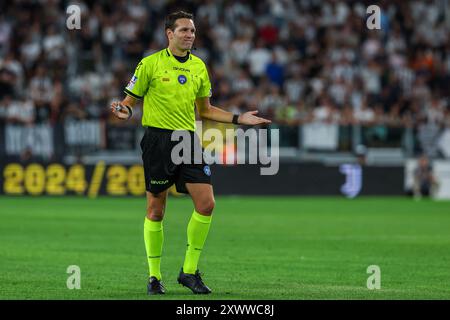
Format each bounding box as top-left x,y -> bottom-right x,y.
146,208 -> 164,221
195,199 -> 215,216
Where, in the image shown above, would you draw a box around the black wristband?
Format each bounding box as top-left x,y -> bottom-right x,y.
232,114 -> 240,125
124,105 -> 133,120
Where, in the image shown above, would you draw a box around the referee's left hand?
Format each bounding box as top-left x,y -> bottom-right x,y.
238,111 -> 271,125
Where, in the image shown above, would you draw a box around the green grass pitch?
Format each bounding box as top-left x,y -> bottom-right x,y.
1,196 -> 449,300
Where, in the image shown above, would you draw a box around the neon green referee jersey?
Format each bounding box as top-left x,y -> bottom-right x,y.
124,48 -> 212,131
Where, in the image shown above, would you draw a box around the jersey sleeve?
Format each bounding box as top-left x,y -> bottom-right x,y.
196,63 -> 212,98
124,59 -> 151,100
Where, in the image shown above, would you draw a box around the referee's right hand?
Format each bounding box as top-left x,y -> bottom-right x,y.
110,101 -> 131,120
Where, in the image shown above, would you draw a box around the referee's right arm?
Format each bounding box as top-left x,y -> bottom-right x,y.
111,58 -> 148,121
110,95 -> 137,120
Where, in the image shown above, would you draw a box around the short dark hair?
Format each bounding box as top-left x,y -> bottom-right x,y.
165,11 -> 194,31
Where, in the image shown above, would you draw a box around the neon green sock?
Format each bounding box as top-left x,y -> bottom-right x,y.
183,210 -> 212,274
144,217 -> 163,280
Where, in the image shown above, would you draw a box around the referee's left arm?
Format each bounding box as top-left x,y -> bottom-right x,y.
196,97 -> 271,126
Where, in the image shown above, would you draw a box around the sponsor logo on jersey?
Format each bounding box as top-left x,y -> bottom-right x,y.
173,66 -> 190,72
178,75 -> 187,84
126,75 -> 138,90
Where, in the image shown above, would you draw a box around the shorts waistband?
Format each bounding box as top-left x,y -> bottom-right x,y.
144,126 -> 174,133
144,126 -> 194,133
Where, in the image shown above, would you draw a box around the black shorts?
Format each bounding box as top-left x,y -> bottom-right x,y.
140,126 -> 212,194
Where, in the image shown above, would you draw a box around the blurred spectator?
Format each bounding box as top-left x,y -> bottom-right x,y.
0,15 -> 12,55
230,34 -> 252,66
413,155 -> 439,198
354,98 -> 375,126
62,101 -> 87,121
6,98 -> 35,125
425,96 -> 446,125
284,65 -> 304,103
0,68 -> 15,99
29,65 -> 52,123
265,52 -> 284,87
260,84 -> 283,118
20,33 -> 42,69
42,25 -> 65,62
417,118 -> 442,157
275,99 -> 296,125
232,69 -> 253,94
1,52 -> 24,94
312,96 -> 341,124
247,39 -> 271,84
355,144 -> 368,166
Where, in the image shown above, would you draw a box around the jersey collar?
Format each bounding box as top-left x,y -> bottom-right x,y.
166,47 -> 192,61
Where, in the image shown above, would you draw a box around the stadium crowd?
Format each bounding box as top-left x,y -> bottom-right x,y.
0,0 -> 449,155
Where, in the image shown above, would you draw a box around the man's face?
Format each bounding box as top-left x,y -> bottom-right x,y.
167,18 -> 196,51
420,157 -> 429,167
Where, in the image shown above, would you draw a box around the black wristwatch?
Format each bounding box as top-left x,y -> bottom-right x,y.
115,104 -> 133,120
232,114 -> 240,125
124,105 -> 133,120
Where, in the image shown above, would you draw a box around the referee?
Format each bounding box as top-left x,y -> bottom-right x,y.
110,11 -> 270,295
